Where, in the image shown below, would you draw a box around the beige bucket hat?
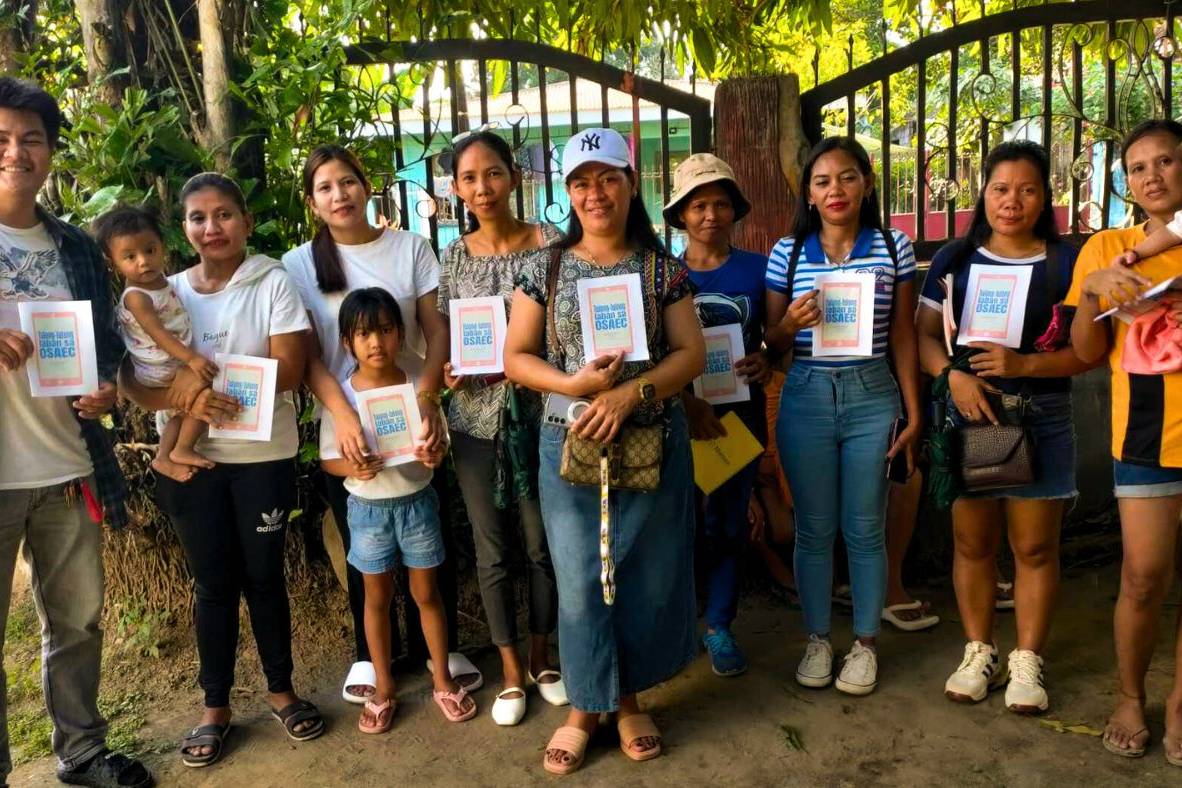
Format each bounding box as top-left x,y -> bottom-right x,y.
662,153 -> 751,230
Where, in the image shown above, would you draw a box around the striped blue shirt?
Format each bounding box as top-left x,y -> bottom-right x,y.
765,227 -> 917,366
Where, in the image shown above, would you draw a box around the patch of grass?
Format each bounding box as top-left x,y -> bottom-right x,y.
9,708 -> 52,765
7,655 -> 41,704
99,691 -> 171,759
4,600 -> 38,647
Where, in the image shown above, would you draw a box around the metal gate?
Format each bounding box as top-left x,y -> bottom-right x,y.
343,38 -> 713,252
799,0 -> 1181,260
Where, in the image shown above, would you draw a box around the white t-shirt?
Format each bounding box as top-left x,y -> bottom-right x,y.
0,221 -> 93,489
319,376 -> 432,500
159,254 -> 310,464
281,228 -> 440,384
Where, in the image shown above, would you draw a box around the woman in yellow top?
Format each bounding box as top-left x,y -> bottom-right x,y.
1066,119 -> 1182,767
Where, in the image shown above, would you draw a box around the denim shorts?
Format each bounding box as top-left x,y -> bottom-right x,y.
1113,460 -> 1182,499
346,486 -> 445,574
950,391 -> 1077,500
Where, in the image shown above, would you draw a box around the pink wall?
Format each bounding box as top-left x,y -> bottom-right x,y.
889,206 -> 1071,242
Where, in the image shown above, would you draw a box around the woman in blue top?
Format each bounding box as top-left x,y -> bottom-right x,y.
917,141 -> 1093,714
765,136 -> 923,696
663,153 -> 769,677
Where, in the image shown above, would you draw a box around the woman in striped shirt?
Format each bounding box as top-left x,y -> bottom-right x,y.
764,136 -> 923,696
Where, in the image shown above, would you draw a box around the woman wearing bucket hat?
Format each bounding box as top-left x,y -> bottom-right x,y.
504,127 -> 705,775
664,154 -> 771,677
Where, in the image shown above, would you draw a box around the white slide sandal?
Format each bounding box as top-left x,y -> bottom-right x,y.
342,660 -> 377,704
881,602 -> 940,632
426,652 -> 484,692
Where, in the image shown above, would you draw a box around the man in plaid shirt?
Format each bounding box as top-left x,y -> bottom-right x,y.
0,77 -> 150,788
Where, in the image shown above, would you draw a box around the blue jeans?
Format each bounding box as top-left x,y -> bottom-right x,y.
702,462 -> 759,630
777,360 -> 898,638
701,398 -> 765,631
539,405 -> 697,712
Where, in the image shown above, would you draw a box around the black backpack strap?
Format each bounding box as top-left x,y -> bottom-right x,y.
1043,241 -> 1060,305
785,236 -> 804,298
880,226 -> 900,268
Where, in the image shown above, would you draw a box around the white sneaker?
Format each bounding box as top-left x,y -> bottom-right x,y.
795,634 -> 833,688
835,640 -> 878,695
1005,649 -> 1048,713
944,641 -> 1007,703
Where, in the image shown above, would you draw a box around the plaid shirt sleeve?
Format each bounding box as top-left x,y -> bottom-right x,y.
42,208 -> 130,529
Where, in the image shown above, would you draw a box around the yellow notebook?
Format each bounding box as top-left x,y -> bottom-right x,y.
691,411 -> 765,495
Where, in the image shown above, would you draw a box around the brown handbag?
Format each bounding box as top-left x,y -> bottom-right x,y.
544,248 -> 663,493
956,422 -> 1035,492
559,422 -> 662,490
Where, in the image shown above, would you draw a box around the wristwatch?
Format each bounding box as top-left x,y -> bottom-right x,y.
635,376 -> 656,403
417,389 -> 442,407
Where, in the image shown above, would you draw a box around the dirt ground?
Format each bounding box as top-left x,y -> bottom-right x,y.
8,554 -> 1182,787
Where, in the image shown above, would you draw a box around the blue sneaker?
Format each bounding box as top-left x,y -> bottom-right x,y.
703,628 -> 748,677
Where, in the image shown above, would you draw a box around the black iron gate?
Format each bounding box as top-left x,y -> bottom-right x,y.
800,0 -> 1181,260
341,38 -> 713,252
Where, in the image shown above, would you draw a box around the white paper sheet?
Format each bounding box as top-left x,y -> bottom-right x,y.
17,300 -> 99,397
693,323 -> 750,405
207,353 -> 277,442
576,273 -> 650,363
449,296 -> 508,375
956,263 -> 1033,348
1094,274 -> 1182,323
354,383 -> 423,468
812,273 -> 875,358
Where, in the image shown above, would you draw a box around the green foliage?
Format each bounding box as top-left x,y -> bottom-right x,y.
113,599 -> 172,659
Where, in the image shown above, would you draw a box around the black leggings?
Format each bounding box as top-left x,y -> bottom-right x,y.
324,470 -> 459,665
157,459 -> 297,708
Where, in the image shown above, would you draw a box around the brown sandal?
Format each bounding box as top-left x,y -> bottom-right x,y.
617,714 -> 662,762
543,726 -> 590,775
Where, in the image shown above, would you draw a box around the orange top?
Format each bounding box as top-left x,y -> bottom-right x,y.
1065,225 -> 1182,467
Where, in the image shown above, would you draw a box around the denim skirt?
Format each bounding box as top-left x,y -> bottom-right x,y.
950,391 -> 1077,500
538,404 -> 697,712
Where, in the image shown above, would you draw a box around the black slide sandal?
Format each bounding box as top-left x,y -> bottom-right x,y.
180,723 -> 231,768
271,699 -> 326,742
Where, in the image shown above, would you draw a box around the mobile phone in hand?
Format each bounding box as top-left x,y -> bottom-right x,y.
886,417 -> 910,483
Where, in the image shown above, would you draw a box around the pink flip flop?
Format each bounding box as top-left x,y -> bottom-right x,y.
432,686 -> 477,722
358,698 -> 395,734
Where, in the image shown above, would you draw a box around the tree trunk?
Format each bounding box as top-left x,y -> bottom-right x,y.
0,0 -> 38,75
714,75 -> 807,255
74,0 -> 129,107
197,0 -> 234,171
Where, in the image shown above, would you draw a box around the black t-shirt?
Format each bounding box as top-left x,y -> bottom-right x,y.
921,242 -> 1078,395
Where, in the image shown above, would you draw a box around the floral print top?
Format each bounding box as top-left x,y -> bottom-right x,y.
438,223 -> 562,439
515,247 -> 694,424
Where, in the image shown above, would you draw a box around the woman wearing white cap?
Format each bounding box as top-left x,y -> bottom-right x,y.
504,128 -> 705,775
663,154 -> 770,677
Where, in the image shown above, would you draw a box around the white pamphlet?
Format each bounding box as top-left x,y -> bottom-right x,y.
576,273 -> 650,363
449,296 -> 508,375
693,323 -> 750,405
1094,274 -> 1182,323
354,383 -> 422,468
208,353 -> 277,442
17,300 -> 99,397
957,264 -> 1032,348
812,273 -> 875,357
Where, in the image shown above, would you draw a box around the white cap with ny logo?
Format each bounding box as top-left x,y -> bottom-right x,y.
561,127 -> 632,179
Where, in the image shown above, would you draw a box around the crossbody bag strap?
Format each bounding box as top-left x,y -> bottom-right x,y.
545,247 -> 564,367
